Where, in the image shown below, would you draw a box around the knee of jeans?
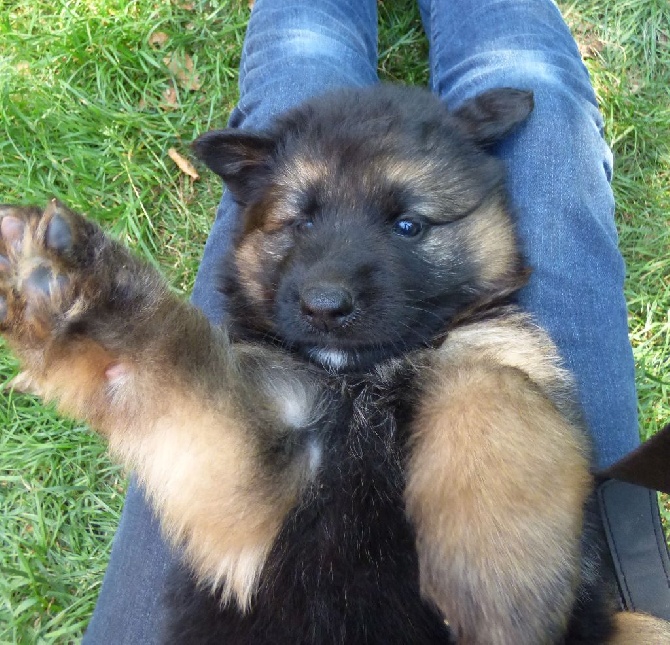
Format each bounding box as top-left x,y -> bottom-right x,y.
246,26 -> 351,64
284,27 -> 350,61
245,2 -> 375,67
237,9 -> 378,114
449,50 -> 596,115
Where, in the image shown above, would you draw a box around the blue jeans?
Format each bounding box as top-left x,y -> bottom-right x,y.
84,0 -> 639,640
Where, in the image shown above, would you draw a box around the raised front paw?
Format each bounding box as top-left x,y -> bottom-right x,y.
0,198 -> 176,423
0,199 -> 104,346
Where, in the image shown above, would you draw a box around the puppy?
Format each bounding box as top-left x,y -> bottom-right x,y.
0,85 -> 667,643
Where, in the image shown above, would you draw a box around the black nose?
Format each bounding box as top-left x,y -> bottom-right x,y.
300,284 -> 354,331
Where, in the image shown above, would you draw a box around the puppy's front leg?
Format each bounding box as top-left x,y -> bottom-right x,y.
0,201 -> 318,609
405,316 -> 592,645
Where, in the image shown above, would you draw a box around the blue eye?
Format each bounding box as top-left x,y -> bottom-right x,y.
294,219 -> 314,232
393,218 -> 424,238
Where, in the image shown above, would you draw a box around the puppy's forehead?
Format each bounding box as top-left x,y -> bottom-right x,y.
275,134 -> 446,198
264,94 -> 504,219
273,139 -> 490,220
273,153 -> 417,213
275,154 -> 330,193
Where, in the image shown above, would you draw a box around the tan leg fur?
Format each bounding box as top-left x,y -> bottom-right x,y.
0,202 -> 321,610
405,313 -> 592,644
610,611 -> 670,644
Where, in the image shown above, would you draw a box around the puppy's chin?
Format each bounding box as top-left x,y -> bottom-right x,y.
307,347 -> 353,371
303,344 -> 405,373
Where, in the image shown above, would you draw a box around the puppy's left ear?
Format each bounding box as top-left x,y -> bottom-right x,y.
192,130 -> 276,205
452,88 -> 534,148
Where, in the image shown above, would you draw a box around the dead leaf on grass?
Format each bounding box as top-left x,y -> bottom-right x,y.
161,85 -> 180,110
163,52 -> 202,91
577,33 -> 605,60
149,31 -> 170,48
168,148 -> 200,180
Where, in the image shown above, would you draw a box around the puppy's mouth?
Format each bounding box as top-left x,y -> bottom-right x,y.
306,347 -> 354,371
276,282 -> 434,371
280,305 -> 432,372
302,342 -> 405,372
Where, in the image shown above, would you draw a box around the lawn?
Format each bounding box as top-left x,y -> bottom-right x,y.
0,0 -> 668,641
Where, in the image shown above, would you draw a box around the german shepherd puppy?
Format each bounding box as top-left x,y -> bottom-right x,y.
1,85 -> 667,644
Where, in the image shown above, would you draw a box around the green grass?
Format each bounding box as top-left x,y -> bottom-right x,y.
565,1 -> 670,438
0,0 -> 668,641
565,0 -> 670,535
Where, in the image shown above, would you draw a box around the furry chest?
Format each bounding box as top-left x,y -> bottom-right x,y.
203,383 -> 451,643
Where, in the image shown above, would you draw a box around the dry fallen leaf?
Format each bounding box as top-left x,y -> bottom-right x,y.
161,85 -> 179,110
149,31 -> 170,48
576,32 -> 605,60
163,52 -> 202,91
168,148 -> 200,180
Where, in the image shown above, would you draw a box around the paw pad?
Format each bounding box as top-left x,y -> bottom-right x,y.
1,216 -> 25,249
46,213 -> 73,253
0,201 -> 86,338
25,265 -> 55,297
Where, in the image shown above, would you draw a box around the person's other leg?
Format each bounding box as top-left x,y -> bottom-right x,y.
84,1 -> 378,641
418,0 -> 638,468
418,0 -> 670,622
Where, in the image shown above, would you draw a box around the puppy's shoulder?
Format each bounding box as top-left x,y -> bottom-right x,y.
424,307 -> 582,426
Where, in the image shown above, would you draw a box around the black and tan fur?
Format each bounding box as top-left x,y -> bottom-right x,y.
1,85 -> 667,643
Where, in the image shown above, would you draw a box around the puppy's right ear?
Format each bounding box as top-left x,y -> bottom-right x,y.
192,130 -> 276,205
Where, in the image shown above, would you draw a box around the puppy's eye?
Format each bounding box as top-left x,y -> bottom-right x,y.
392,218 -> 424,238
294,219 -> 314,233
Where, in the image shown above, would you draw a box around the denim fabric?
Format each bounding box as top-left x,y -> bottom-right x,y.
84,0 -> 639,640
417,0 -> 638,469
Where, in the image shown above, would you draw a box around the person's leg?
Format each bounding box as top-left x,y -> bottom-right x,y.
417,0 -> 670,622
84,1 -> 378,641
417,0 -> 638,468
